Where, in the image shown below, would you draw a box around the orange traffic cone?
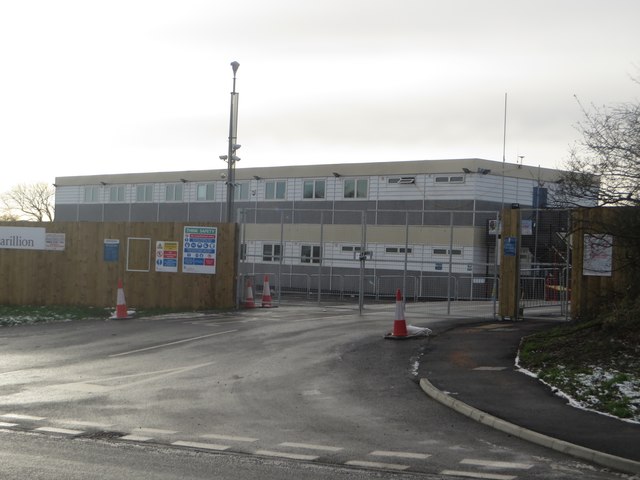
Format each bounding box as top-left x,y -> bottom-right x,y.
392,289 -> 408,337
114,279 -> 130,319
261,275 -> 273,308
244,278 -> 256,309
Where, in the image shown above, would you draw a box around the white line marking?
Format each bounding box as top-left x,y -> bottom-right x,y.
201,433 -> 258,443
121,435 -> 153,442
461,459 -> 533,469
54,362 -> 216,394
440,470 -> 516,480
0,414 -> 45,421
133,427 -> 177,435
172,441 -> 229,451
35,427 -> 84,435
0,422 -> 18,427
54,420 -> 114,429
255,450 -> 319,461
370,450 -> 430,459
109,330 -> 238,357
345,460 -> 409,471
279,442 -> 343,452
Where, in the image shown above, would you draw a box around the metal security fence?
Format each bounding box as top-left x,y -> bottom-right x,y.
237,207 -> 571,318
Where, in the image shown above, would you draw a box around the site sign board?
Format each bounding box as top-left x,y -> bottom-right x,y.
103,239 -> 120,262
182,226 -> 217,274
0,226 -> 46,250
156,241 -> 179,273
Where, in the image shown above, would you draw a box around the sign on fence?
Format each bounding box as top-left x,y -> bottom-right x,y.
0,226 -> 46,250
183,226 -> 217,274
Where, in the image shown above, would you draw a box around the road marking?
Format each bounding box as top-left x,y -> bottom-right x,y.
35,427 -> 84,435
54,362 -> 216,393
201,433 -> 258,443
108,330 -> 238,357
440,470 -> 516,480
133,427 -> 177,435
279,442 -> 343,452
255,450 -> 319,461
345,460 -> 409,471
473,367 -> 508,371
461,459 -> 533,469
0,422 -> 18,427
54,420 -> 115,429
172,441 -> 230,451
370,450 -> 430,459
0,413 -> 45,421
121,434 -> 153,442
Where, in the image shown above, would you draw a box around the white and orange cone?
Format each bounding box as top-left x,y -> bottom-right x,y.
261,275 -> 273,308
244,278 -> 256,309
391,288 -> 408,337
112,279 -> 133,319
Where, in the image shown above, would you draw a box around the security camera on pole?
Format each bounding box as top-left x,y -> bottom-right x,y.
220,61 -> 241,224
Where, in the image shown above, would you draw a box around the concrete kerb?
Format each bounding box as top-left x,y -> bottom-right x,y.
419,378 -> 640,476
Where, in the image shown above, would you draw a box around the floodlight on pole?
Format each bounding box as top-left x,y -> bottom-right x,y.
224,61 -> 240,223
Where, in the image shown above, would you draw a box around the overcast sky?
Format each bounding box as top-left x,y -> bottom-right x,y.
0,0 -> 638,194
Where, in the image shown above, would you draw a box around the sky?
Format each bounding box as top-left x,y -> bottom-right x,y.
0,0 -> 639,194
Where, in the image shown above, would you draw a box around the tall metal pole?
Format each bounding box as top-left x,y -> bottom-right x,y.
226,61 -> 240,223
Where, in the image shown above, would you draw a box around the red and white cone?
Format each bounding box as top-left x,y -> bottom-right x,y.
391,289 -> 408,337
261,275 -> 273,308
113,279 -> 130,319
244,278 -> 256,309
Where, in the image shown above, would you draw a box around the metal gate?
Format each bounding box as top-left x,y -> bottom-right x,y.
236,207 -> 571,319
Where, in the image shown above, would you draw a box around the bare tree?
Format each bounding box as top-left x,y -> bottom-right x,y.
557,77 -> 639,208
558,77 -> 640,301
1,183 -> 55,222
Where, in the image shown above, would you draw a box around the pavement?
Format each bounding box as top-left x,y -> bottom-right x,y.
419,318 -> 640,475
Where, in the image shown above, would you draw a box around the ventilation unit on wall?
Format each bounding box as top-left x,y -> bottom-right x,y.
388,176 -> 416,185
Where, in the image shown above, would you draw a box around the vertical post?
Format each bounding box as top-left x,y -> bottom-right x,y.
278,210 -> 284,304
358,210 -> 366,315
317,211 -> 324,305
402,211 -> 409,301
226,61 -> 240,224
447,211 -> 454,315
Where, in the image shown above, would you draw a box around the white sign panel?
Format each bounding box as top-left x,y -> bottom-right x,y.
583,234 -> 613,277
45,233 -> 66,251
0,226 -> 46,250
182,226 -> 217,274
156,241 -> 179,273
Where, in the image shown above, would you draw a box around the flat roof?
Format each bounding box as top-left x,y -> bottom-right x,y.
55,158 -> 564,186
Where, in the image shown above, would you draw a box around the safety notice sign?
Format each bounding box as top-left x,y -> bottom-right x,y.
182,226 -> 217,274
156,241 -> 179,273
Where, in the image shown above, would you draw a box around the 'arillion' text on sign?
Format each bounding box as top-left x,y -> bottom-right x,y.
0,227 -> 47,250
0,235 -> 35,248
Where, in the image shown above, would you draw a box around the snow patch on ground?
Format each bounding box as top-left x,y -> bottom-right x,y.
515,353 -> 640,424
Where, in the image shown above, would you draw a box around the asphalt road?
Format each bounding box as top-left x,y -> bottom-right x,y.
0,302 -> 627,479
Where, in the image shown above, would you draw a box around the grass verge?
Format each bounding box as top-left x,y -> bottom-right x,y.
518,319 -> 640,422
0,305 -> 201,327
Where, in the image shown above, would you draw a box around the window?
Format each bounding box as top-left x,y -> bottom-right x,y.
301,245 -> 321,263
435,175 -> 465,184
196,183 -> 215,201
262,244 -> 282,262
303,180 -> 325,199
84,186 -> 99,202
136,185 -> 153,202
341,245 -> 362,252
109,185 -> 125,202
165,184 -> 183,202
265,180 -> 286,200
433,248 -> 462,255
234,182 -> 249,200
385,247 -> 413,254
344,178 -> 368,198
